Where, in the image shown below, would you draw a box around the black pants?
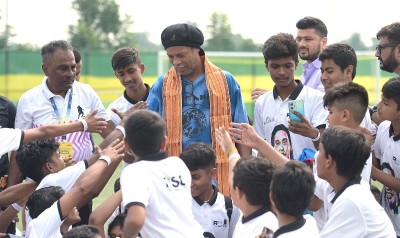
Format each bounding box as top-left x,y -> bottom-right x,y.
72,201 -> 92,227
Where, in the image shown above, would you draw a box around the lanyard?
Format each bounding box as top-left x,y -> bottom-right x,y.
49,88 -> 73,140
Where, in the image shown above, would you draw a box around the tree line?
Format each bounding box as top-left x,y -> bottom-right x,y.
0,0 -> 377,52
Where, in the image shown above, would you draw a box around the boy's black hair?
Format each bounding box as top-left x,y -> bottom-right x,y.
320,126 -> 370,179
26,186 -> 64,219
108,213 -> 126,236
319,43 -> 357,79
16,138 -> 59,183
296,16 -> 328,37
262,33 -> 299,65
111,47 -> 141,71
323,82 -> 369,124
125,110 -> 165,157
382,76 -> 400,110
233,156 -> 275,208
63,225 -> 101,238
180,142 -> 216,171
271,161 -> 315,217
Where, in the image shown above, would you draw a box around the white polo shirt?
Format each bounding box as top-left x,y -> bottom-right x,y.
373,120 -> 400,235
320,178 -> 396,238
26,200 -> 64,238
192,187 -> 240,238
273,214 -> 319,238
121,152 -> 204,238
25,161 -> 87,236
232,207 -> 278,238
313,151 -> 373,231
254,81 -> 327,160
15,77 -> 110,162
0,128 -> 23,155
106,85 -> 150,126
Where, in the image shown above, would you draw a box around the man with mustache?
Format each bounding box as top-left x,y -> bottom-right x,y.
146,23 -> 250,195
251,16 -> 327,101
371,22 -> 400,125
296,16 -> 328,92
12,40 -> 115,225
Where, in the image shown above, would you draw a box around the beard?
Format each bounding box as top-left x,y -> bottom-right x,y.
299,42 -> 322,61
380,51 -> 399,73
299,50 -> 320,61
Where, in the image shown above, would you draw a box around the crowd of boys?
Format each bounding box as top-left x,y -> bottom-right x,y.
0,18 -> 399,238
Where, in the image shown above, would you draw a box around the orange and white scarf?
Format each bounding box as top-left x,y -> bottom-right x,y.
163,57 -> 232,195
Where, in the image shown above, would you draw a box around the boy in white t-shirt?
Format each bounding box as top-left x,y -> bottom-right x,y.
270,161 -> 319,238
180,142 -> 240,238
120,110 -> 203,238
25,139 -> 124,237
106,47 -> 149,127
254,33 -> 327,161
215,128 -> 279,238
371,76 -> 400,236
317,126 -> 395,237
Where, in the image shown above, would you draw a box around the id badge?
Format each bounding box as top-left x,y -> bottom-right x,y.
59,141 -> 74,162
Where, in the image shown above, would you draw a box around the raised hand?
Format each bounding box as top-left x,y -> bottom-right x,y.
229,122 -> 262,149
251,88 -> 268,101
62,155 -> 75,167
111,101 -> 148,121
215,126 -> 235,153
94,139 -> 125,163
84,109 -> 107,133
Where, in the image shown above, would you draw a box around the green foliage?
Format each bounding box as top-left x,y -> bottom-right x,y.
204,13 -> 260,52
205,13 -> 234,51
341,32 -> 368,51
68,0 -> 157,52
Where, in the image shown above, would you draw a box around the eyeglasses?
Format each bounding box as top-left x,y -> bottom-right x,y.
376,43 -> 399,54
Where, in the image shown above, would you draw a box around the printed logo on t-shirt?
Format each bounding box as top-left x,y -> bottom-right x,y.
163,175 -> 186,190
213,219 -> 228,227
263,116 -> 274,125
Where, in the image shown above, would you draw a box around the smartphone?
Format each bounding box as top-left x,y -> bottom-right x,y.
288,99 -> 305,122
260,226 -> 274,238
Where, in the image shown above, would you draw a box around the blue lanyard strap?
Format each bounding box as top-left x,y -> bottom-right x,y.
49,88 -> 73,124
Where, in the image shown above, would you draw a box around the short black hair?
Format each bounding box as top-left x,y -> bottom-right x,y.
271,161 -> 315,217
382,76 -> 400,110
111,47 -> 142,71
233,156 -> 275,208
180,142 -> 216,171
16,138 -> 59,183
26,186 -> 64,219
376,22 -> 400,44
323,82 -> 369,124
319,43 -> 357,79
73,48 -> 82,64
108,213 -> 126,237
63,225 -> 101,238
125,110 -> 165,157
321,126 -> 370,179
262,33 -> 299,64
41,40 -> 73,65
296,16 -> 328,37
